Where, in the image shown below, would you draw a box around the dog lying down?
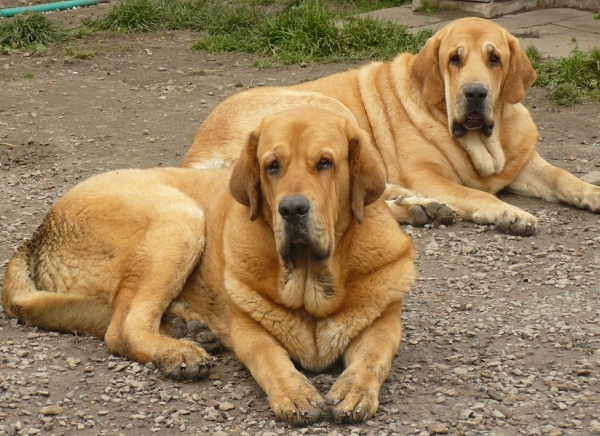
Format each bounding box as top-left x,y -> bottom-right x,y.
2,107 -> 416,425
183,17 -> 600,235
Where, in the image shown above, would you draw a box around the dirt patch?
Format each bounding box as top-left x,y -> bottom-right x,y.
2,5 -> 600,436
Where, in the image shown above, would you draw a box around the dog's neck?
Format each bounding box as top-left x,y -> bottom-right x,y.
454,129 -> 505,177
278,247 -> 340,317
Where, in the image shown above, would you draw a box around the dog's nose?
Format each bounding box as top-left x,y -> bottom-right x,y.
464,86 -> 488,104
278,195 -> 311,223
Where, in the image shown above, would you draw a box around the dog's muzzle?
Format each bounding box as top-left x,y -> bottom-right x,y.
453,84 -> 494,138
277,195 -> 329,263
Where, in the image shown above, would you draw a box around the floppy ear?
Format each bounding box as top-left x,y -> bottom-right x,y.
347,123 -> 386,224
411,35 -> 444,105
229,131 -> 261,221
503,36 -> 537,104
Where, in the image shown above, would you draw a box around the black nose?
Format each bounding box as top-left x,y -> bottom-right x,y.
278,195 -> 311,223
464,86 -> 488,104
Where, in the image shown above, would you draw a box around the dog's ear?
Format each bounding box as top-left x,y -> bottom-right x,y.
411,35 -> 444,105
503,35 -> 537,104
347,123 -> 386,224
230,131 -> 261,221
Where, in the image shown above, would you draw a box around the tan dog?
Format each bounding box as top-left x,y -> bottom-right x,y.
183,17 -> 600,235
2,107 -> 416,425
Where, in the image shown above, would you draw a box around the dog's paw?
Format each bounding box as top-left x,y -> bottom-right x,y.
191,323 -> 223,353
496,210 -> 537,236
326,370 -> 379,424
154,340 -> 212,381
391,197 -> 455,227
269,375 -> 326,426
425,201 -> 455,225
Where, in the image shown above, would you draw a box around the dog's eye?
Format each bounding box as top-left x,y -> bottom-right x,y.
266,161 -> 280,176
450,54 -> 460,66
317,158 -> 333,171
490,53 -> 500,67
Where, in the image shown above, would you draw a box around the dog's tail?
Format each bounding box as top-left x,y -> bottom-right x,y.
2,242 -> 112,338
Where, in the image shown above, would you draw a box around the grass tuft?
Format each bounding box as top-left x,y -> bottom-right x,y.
192,0 -> 432,64
526,43 -> 600,106
0,13 -> 69,49
548,83 -> 582,106
87,0 -> 166,32
65,45 -> 97,59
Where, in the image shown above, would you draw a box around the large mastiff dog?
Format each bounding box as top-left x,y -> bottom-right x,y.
183,17 -> 600,235
2,107 -> 416,425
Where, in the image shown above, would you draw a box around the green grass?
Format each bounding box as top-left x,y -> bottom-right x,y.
86,0 -> 168,32
65,45 -> 97,59
419,0 -> 439,15
192,0 -> 432,64
0,13 -> 69,49
526,43 -> 600,106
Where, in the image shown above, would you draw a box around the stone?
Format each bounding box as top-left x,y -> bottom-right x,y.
580,171 -> 600,186
39,406 -> 62,416
219,402 -> 235,411
429,423 -> 449,434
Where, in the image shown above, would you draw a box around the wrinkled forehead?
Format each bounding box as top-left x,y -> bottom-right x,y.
439,22 -> 510,56
258,118 -> 347,157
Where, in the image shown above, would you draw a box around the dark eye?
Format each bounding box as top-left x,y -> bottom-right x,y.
266,160 -> 279,176
317,157 -> 333,171
450,54 -> 460,66
490,53 -> 500,67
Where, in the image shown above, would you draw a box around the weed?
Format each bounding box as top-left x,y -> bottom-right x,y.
513,27 -> 539,38
191,0 -> 256,34
525,44 -> 542,64
548,83 -> 582,106
88,0 -> 167,32
22,73 -> 34,78
65,45 -> 97,59
193,0 -> 432,64
253,59 -> 274,69
419,0 -> 439,15
0,13 -> 69,49
527,42 -> 600,106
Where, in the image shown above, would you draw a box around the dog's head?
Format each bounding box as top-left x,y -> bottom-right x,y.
411,17 -> 537,139
229,106 -> 386,265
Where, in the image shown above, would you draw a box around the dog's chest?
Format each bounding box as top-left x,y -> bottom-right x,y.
278,266 -> 337,316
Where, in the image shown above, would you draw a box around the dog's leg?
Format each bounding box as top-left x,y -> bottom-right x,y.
2,245 -> 113,338
508,153 -> 600,213
104,225 -> 212,381
404,172 -> 538,235
383,184 -> 454,226
229,306 -> 326,426
326,302 -> 402,423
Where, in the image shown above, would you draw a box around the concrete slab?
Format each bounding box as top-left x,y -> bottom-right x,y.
516,24 -> 596,56
492,7 -> 590,27
493,9 -> 600,56
358,6 -> 600,58
412,0 -> 537,18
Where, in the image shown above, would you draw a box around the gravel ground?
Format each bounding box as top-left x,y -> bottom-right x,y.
1,8 -> 600,436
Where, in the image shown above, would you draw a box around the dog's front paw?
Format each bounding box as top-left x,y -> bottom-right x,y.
269,374 -> 326,426
496,210 -> 537,236
326,369 -> 379,423
154,340 -> 212,380
388,197 -> 455,227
